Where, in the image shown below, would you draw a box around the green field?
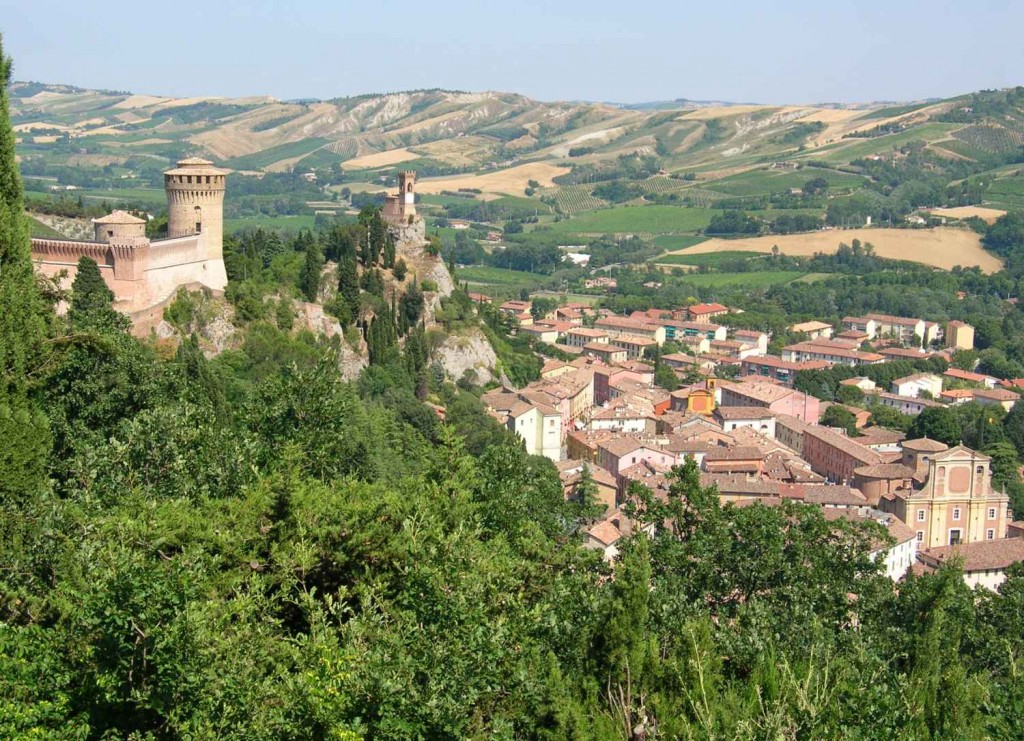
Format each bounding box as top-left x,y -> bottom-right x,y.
671,270 -> 803,288
77,187 -> 168,207
225,214 -> 318,234
455,266 -> 550,290
547,206 -> 716,234
652,235 -> 709,251
709,168 -> 867,197
986,176 -> 1024,208
657,251 -> 764,266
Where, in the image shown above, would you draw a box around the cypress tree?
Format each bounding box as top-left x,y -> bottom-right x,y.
382,232 -> 396,269
0,35 -> 51,502
368,211 -> 386,265
69,256 -> 127,331
298,244 -> 322,302
337,255 -> 360,323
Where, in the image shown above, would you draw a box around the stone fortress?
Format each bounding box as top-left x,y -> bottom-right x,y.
30,157 -> 230,327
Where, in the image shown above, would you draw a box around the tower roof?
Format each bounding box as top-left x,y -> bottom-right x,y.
165,157 -> 230,176
91,210 -> 146,225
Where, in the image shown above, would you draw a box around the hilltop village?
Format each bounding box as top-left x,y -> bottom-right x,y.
480,295 -> 1024,587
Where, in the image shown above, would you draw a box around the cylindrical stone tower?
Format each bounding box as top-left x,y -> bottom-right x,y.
92,210 -> 147,243
164,157 -> 229,260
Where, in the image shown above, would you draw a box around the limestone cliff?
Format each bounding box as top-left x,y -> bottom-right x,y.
388,222 -> 498,384
436,329 -> 498,385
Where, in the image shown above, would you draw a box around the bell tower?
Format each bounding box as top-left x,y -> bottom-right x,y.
398,170 -> 417,220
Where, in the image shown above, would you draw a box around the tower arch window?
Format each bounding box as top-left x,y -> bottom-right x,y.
194,206 -> 203,234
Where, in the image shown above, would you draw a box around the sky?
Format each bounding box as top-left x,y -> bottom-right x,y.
2,0 -> 1022,105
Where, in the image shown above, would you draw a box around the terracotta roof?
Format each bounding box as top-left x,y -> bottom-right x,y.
801,485 -> 868,506
866,312 -> 923,327
598,435 -> 654,457
715,406 -> 775,420
857,427 -> 906,445
919,538 -> 1024,573
790,320 -> 833,332
941,389 -> 976,399
902,438 -> 949,453
974,388 -> 1020,401
91,209 -> 146,225
704,445 -> 763,461
853,463 -> 915,479
584,342 -> 625,353
689,302 -> 728,314
587,519 -> 624,547
721,379 -> 794,404
944,368 -> 991,383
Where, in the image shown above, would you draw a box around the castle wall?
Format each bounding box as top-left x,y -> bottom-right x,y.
31,232 -> 226,325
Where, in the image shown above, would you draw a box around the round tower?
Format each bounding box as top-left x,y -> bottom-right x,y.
164,157 -> 229,259
92,210 -> 147,243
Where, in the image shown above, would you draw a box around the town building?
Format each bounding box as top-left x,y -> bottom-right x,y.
973,388 -> 1019,411
583,343 -> 627,364
740,355 -> 830,386
789,320 -> 834,339
719,380 -> 821,423
481,389 -> 562,460
945,320 -> 975,350
594,316 -> 667,345
890,373 -> 943,399
916,538 -> 1024,590
564,327 -> 609,348
781,339 -> 885,367
687,302 -> 729,322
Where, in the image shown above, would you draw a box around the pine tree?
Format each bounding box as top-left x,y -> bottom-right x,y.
298,244 -> 322,302
0,35 -> 51,502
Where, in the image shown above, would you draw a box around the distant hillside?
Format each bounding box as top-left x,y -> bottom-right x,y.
13,81 -> 1024,257
13,82 -> 1022,183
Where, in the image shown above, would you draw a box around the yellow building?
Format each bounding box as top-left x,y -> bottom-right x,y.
883,441 -> 1010,548
945,320 -> 975,350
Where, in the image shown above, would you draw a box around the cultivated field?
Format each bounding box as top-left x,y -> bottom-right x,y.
343,148 -> 420,169
547,206 -> 716,234
929,206 -> 1007,224
415,163 -> 570,197
664,227 -> 1002,272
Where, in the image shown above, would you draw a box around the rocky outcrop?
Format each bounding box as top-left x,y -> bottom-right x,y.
436,327 -> 497,385
295,301 -> 367,380
388,218 -> 426,249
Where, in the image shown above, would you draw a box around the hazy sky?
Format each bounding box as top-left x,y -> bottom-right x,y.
2,0 -> 1021,104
